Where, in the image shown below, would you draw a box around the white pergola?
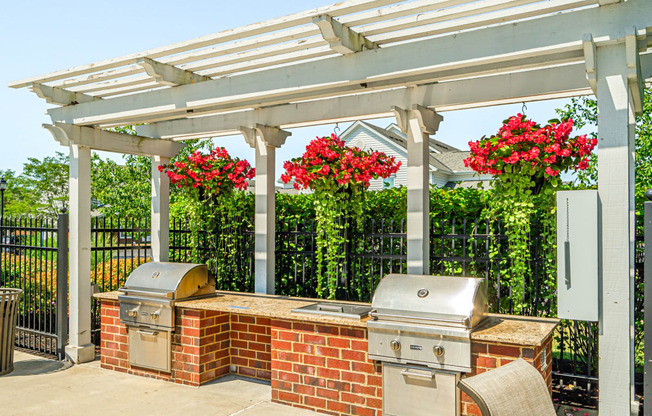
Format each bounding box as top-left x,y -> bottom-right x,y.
9,0 -> 652,413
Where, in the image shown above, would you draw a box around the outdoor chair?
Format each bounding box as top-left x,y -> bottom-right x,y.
457,358 -> 556,416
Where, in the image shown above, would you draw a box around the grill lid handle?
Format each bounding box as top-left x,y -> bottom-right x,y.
368,310 -> 471,327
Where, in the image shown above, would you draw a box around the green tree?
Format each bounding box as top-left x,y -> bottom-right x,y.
556,87 -> 652,228
0,169 -> 36,216
91,132 -> 214,219
91,154 -> 151,217
16,152 -> 69,217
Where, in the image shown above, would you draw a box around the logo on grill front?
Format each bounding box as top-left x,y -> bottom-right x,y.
417,288 -> 429,298
152,271 -> 160,279
410,345 -> 423,350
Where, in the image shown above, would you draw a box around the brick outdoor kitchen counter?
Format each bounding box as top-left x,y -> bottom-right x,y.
96,291 -> 558,416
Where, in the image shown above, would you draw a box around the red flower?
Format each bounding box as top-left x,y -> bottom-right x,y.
463,115 -> 596,179
159,146 -> 254,195
282,135 -> 401,191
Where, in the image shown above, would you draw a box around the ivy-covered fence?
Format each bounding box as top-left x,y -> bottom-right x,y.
177,211 -> 641,411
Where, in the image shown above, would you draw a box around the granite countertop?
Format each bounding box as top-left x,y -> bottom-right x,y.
95,291 -> 559,344
95,290 -> 371,327
472,314 -> 559,347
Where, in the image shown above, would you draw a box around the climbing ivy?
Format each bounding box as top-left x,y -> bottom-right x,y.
281,134 -> 400,298
465,114 -> 597,313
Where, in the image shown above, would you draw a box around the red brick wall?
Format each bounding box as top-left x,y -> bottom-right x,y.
461,335 -> 554,416
270,320 -> 382,416
230,314 -> 272,380
101,300 -> 553,416
100,300 -> 230,386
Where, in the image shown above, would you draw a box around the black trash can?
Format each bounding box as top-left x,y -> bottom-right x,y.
0,288 -> 22,376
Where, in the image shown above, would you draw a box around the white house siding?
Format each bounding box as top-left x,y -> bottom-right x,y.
343,124 -> 408,190
430,172 -> 451,187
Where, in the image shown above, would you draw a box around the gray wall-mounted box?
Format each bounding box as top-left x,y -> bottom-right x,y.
557,190 -> 599,322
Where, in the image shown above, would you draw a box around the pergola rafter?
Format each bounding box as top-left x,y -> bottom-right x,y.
9,2 -> 652,414
38,1 -> 650,129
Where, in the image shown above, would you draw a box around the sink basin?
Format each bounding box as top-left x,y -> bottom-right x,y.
291,302 -> 372,319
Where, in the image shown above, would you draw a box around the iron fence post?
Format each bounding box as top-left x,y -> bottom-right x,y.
645,190 -> 652,416
56,212 -> 69,360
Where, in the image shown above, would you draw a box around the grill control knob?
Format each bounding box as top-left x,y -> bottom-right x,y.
128,310 -> 137,317
390,340 -> 401,352
150,313 -> 160,320
433,345 -> 445,357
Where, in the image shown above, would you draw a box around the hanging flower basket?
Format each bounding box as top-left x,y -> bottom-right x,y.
464,114 -> 596,189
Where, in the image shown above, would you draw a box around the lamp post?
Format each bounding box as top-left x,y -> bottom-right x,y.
0,177 -> 6,221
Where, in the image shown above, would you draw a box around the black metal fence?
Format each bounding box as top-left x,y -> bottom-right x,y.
0,214 -> 68,358
89,217 -> 150,346
4,212 -> 645,411
178,215 -> 601,409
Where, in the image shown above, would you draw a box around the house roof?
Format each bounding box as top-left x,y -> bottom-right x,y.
431,151 -> 472,173
342,120 -> 472,175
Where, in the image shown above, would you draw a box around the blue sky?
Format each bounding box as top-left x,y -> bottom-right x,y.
0,1 -> 588,178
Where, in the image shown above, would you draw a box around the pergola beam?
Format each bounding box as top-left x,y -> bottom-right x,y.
46,0 -> 651,127
56,48 -> 587,127
136,62 -> 593,139
43,122 -> 184,158
137,57 -> 212,86
29,83 -> 99,106
313,14 -> 377,54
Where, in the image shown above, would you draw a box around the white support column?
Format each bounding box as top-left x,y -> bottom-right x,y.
240,125 -> 291,294
596,42 -> 638,415
65,144 -> 95,363
151,156 -> 170,262
393,104 -> 443,275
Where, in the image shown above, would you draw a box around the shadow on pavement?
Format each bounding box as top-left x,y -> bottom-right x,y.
1,358 -> 72,377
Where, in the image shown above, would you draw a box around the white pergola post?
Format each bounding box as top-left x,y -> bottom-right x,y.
596,42 -> 638,415
66,144 -> 95,363
393,104 -> 443,275
241,125 -> 290,294
151,156 -> 170,262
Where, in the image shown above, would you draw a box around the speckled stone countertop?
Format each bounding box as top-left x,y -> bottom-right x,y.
472,314 -> 558,347
95,290 -> 371,327
96,291 -> 558,344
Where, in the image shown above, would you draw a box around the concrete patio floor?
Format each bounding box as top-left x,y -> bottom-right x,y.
0,350 -> 320,416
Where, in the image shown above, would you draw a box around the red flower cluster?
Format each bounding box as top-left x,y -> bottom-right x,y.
464,114 -> 597,178
281,134 -> 401,191
159,147 -> 255,194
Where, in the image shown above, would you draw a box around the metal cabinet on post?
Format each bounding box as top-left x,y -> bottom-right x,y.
556,190 -> 599,322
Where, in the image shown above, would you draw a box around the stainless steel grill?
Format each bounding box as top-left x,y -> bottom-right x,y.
118,262 -> 215,372
367,274 -> 487,416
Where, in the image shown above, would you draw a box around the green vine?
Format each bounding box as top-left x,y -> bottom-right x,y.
466,114 -> 596,314
282,134 -> 400,299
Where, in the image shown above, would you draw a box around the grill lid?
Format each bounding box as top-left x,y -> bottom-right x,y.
119,262 -> 214,300
370,274 -> 486,329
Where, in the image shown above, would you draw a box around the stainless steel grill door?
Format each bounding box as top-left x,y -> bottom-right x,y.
383,363 -> 460,416
128,327 -> 171,372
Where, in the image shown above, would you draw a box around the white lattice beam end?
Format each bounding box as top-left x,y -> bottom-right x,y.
583,34 -> 597,94
626,27 -> 644,116
313,14 -> 377,54
138,57 -> 211,86
29,83 -> 99,106
43,122 -> 184,158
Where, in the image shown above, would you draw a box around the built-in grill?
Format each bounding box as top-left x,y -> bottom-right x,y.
367,274 -> 487,416
118,262 -> 215,372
